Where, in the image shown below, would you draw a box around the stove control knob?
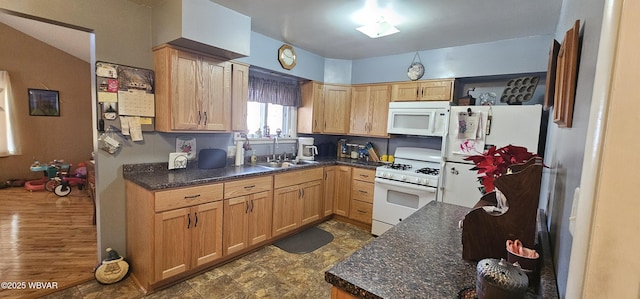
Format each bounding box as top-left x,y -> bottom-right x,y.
401,175 -> 407,181
420,178 -> 427,185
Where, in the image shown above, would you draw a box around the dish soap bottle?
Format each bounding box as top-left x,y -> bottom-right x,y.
251,150 -> 257,164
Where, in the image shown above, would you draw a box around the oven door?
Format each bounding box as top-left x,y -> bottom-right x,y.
372,178 -> 437,235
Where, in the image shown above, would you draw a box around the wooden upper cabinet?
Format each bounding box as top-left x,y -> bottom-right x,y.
391,79 -> 453,102
349,84 -> 389,137
153,44 -> 232,132
298,81 -> 351,134
231,63 -> 249,132
323,84 -> 351,134
298,81 -> 324,134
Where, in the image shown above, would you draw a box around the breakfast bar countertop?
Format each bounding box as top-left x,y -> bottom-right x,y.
324,201 -> 559,299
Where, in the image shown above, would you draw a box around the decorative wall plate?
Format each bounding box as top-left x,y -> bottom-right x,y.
407,62 -> 425,81
407,52 -> 425,81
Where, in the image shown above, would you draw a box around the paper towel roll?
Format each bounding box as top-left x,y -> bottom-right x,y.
235,142 -> 244,166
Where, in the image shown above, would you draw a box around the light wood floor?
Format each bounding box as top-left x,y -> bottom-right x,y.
0,186 -> 97,299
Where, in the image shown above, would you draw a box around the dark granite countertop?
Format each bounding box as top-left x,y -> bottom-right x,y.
123,157 -> 382,190
325,201 -> 559,299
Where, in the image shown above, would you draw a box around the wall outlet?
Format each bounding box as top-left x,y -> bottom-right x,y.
227,146 -> 236,157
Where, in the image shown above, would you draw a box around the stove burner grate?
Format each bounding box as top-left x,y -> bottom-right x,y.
386,163 -> 412,170
416,167 -> 440,176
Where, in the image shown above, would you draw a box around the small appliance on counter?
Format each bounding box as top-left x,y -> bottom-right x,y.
297,137 -> 318,161
198,149 -> 227,169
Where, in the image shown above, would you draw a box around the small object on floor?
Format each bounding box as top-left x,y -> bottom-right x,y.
458,286 -> 477,299
274,227 -> 334,254
94,248 -> 130,285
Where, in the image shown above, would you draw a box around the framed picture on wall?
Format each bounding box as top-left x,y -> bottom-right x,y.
28,89 -> 60,116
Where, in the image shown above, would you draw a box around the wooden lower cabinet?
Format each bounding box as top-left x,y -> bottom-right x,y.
349,168 -> 375,225
223,176 -> 273,255
325,166 -> 352,217
155,201 -> 223,280
223,191 -> 272,255
272,168 -> 324,237
331,287 -> 359,299
126,181 -> 224,291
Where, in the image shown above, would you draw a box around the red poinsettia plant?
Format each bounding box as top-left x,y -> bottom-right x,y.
464,144 -> 539,194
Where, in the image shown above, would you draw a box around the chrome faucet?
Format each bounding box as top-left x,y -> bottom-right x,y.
272,136 -> 279,161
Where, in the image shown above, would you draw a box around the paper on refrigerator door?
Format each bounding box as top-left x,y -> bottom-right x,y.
452,111 -> 485,156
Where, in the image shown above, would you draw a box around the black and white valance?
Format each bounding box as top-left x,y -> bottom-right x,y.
248,69 -> 301,107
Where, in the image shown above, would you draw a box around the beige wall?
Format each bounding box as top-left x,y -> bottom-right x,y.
0,22 -> 91,180
582,1 -> 640,297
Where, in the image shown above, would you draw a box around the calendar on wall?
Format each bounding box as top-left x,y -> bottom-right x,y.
95,61 -> 155,133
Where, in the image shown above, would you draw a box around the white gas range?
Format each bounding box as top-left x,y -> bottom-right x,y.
372,147 -> 442,236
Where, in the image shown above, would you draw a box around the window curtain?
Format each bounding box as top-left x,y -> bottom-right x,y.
248,69 -> 301,107
0,71 -> 21,157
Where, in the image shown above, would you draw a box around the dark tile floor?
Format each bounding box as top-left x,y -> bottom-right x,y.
42,220 -> 373,299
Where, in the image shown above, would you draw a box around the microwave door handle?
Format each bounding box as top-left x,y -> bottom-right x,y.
429,112 -> 437,134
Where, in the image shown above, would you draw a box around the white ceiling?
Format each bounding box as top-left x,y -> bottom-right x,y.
208,0 -> 563,60
1,0 -> 563,62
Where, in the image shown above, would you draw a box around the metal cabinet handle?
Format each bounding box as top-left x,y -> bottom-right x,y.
197,111 -> 201,125
244,185 -> 255,189
359,190 -> 368,194
357,209 -> 367,214
245,201 -> 249,213
194,212 -> 198,227
187,213 -> 191,229
250,200 -> 254,212
184,194 -> 201,199
203,111 -> 208,125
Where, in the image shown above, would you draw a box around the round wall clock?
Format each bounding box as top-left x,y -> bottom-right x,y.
407,62 -> 425,81
278,44 -> 297,70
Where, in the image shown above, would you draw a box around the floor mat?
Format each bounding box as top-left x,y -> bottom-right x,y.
274,227 -> 334,254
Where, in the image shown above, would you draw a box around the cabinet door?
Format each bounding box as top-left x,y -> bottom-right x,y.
367,85 -> 390,136
272,185 -> 301,237
349,86 -> 370,135
192,201 -> 223,267
200,57 -> 231,130
154,207 -> 190,281
300,180 -> 323,226
323,85 -> 351,134
223,196 -> 248,255
419,80 -> 453,101
231,63 -> 249,131
248,191 -> 273,246
323,167 -> 336,216
391,82 -> 419,101
333,166 -> 352,217
298,81 -> 324,134
172,50 -> 201,130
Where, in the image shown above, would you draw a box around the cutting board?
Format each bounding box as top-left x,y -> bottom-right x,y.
198,149 -> 227,169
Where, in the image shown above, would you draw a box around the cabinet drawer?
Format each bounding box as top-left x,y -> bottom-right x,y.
224,176 -> 273,198
274,167 -> 323,189
155,184 -> 223,212
350,200 -> 372,224
352,168 -> 375,183
351,180 -> 374,203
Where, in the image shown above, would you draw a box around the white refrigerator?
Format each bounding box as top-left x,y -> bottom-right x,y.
438,104 -> 543,207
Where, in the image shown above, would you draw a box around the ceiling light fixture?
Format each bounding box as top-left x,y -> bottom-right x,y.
352,0 -> 400,38
356,16 -> 399,38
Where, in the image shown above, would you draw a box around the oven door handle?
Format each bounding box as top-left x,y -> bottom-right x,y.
375,178 -> 437,192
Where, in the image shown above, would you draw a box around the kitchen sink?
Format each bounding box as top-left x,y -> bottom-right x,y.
256,160 -> 318,169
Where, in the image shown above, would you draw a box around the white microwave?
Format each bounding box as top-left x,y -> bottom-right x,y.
387,101 -> 449,137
